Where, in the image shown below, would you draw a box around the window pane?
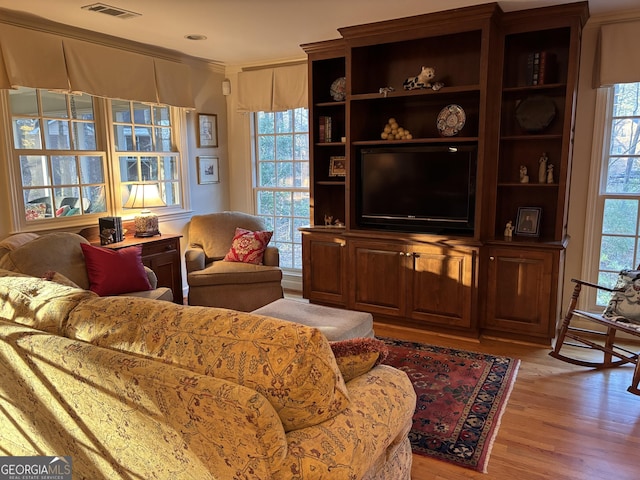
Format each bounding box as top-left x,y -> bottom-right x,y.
258,136 -> 275,160
133,102 -> 152,124
72,121 -> 96,150
276,136 -> 293,160
599,235 -> 635,270
276,162 -> 293,187
257,112 -> 274,134
20,155 -> 49,187
112,100 -> 131,122
257,191 -> 274,215
154,106 -> 170,126
293,192 -> 310,217
113,125 -> 132,151
275,216 -> 292,242
44,120 -> 71,149
294,133 -> 309,161
141,156 -> 158,181
70,94 -> 94,120
294,108 -> 308,132
120,156 -> 139,182
275,111 -> 292,133
294,161 -> 309,188
613,83 -> 640,117
610,118 -> 640,155
275,191 -> 292,216
162,182 -> 180,206
276,241 -> 293,268
80,156 -> 104,184
54,187 -> 81,214
155,127 -> 172,151
596,271 -> 620,306
41,91 -> 68,118
51,156 -> 78,186
259,162 -> 276,187
602,199 -> 638,234
136,127 -> 153,151
13,119 -> 42,149
160,156 -> 179,180
85,185 -> 107,213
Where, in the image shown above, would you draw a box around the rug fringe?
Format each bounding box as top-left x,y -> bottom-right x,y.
478,358 -> 521,473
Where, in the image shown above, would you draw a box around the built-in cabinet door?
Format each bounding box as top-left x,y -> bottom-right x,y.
484,246 -> 556,338
408,245 -> 476,329
349,239 -> 406,317
302,232 -> 347,306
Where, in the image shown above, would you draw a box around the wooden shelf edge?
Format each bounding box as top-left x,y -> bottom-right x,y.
352,137 -> 478,146
497,182 -> 559,187
350,84 -> 481,101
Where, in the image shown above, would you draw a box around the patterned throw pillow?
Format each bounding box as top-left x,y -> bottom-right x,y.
330,337 -> 389,382
603,269 -> 640,324
223,227 -> 273,264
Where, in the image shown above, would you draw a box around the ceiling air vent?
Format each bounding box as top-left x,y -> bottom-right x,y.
81,3 -> 141,20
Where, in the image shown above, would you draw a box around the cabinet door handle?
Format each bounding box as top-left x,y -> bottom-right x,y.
339,242 -> 346,247
399,252 -> 406,256
490,256 -> 495,261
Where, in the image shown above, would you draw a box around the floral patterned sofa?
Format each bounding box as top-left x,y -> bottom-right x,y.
0,269 -> 416,479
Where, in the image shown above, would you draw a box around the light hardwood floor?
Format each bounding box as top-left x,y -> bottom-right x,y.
373,322 -> 640,480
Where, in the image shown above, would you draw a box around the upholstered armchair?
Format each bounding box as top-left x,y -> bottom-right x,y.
185,211 -> 283,311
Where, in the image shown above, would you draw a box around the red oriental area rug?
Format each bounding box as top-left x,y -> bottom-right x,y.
380,338 -> 520,473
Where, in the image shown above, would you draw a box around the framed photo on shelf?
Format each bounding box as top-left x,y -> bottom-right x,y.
515,207 -> 542,236
329,156 -> 346,177
197,156 -> 219,184
197,113 -> 218,147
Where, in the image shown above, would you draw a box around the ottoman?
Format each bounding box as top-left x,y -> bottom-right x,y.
252,298 -> 374,341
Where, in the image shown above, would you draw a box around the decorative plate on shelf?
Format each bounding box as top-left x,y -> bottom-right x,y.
437,104 -> 466,137
330,77 -> 346,101
515,95 -> 556,132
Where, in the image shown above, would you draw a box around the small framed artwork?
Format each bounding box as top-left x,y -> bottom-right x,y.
329,156 -> 346,177
515,207 -> 542,236
197,113 -> 218,148
197,156 -> 220,184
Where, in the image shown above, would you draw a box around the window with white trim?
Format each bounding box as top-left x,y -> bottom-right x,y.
254,108 -> 310,270
591,82 -> 640,307
7,87 -> 184,229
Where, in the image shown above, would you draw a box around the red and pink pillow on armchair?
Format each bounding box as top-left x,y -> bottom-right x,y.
223,227 -> 273,265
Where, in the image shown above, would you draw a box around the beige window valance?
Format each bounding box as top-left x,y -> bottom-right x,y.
595,19 -> 640,87
237,63 -> 308,112
0,23 -> 194,108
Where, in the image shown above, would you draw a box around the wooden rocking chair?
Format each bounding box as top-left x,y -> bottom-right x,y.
550,271 -> 640,395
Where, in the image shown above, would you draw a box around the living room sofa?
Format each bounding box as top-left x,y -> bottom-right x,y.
0,269 -> 416,479
0,232 -> 173,301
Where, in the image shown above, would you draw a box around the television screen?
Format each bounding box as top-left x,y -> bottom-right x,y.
357,145 -> 476,233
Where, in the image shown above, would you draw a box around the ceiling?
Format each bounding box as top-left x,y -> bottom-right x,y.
0,0 -> 637,66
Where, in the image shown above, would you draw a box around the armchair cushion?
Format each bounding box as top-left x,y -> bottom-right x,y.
80,243 -> 151,296
187,260 -> 282,286
189,211 -> 270,260
223,227 -> 273,265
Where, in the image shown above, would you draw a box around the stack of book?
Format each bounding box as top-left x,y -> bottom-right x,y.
318,116 -> 332,142
526,51 -> 557,86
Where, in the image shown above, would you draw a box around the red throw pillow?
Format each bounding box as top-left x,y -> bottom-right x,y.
223,227 -> 273,265
80,243 -> 151,296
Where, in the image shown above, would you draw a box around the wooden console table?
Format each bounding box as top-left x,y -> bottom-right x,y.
79,225 -> 184,305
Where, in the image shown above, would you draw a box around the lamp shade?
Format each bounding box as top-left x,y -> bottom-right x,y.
123,183 -> 165,237
123,183 -> 166,210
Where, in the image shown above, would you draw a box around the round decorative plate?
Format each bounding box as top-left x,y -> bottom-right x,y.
330,77 -> 346,101
515,95 -> 556,132
437,104 -> 466,137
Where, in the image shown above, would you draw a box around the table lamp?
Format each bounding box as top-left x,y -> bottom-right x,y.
123,183 -> 165,237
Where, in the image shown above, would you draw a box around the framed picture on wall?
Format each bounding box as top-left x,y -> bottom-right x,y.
515,207 -> 542,236
197,156 -> 219,184
197,113 -> 218,148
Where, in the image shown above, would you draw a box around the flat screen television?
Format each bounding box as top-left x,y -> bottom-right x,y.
357,144 -> 477,234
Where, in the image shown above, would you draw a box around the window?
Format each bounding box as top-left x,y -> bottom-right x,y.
7,87 -> 184,228
11,88 -> 107,221
592,82 -> 640,306
111,100 -> 180,207
254,108 -> 310,270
